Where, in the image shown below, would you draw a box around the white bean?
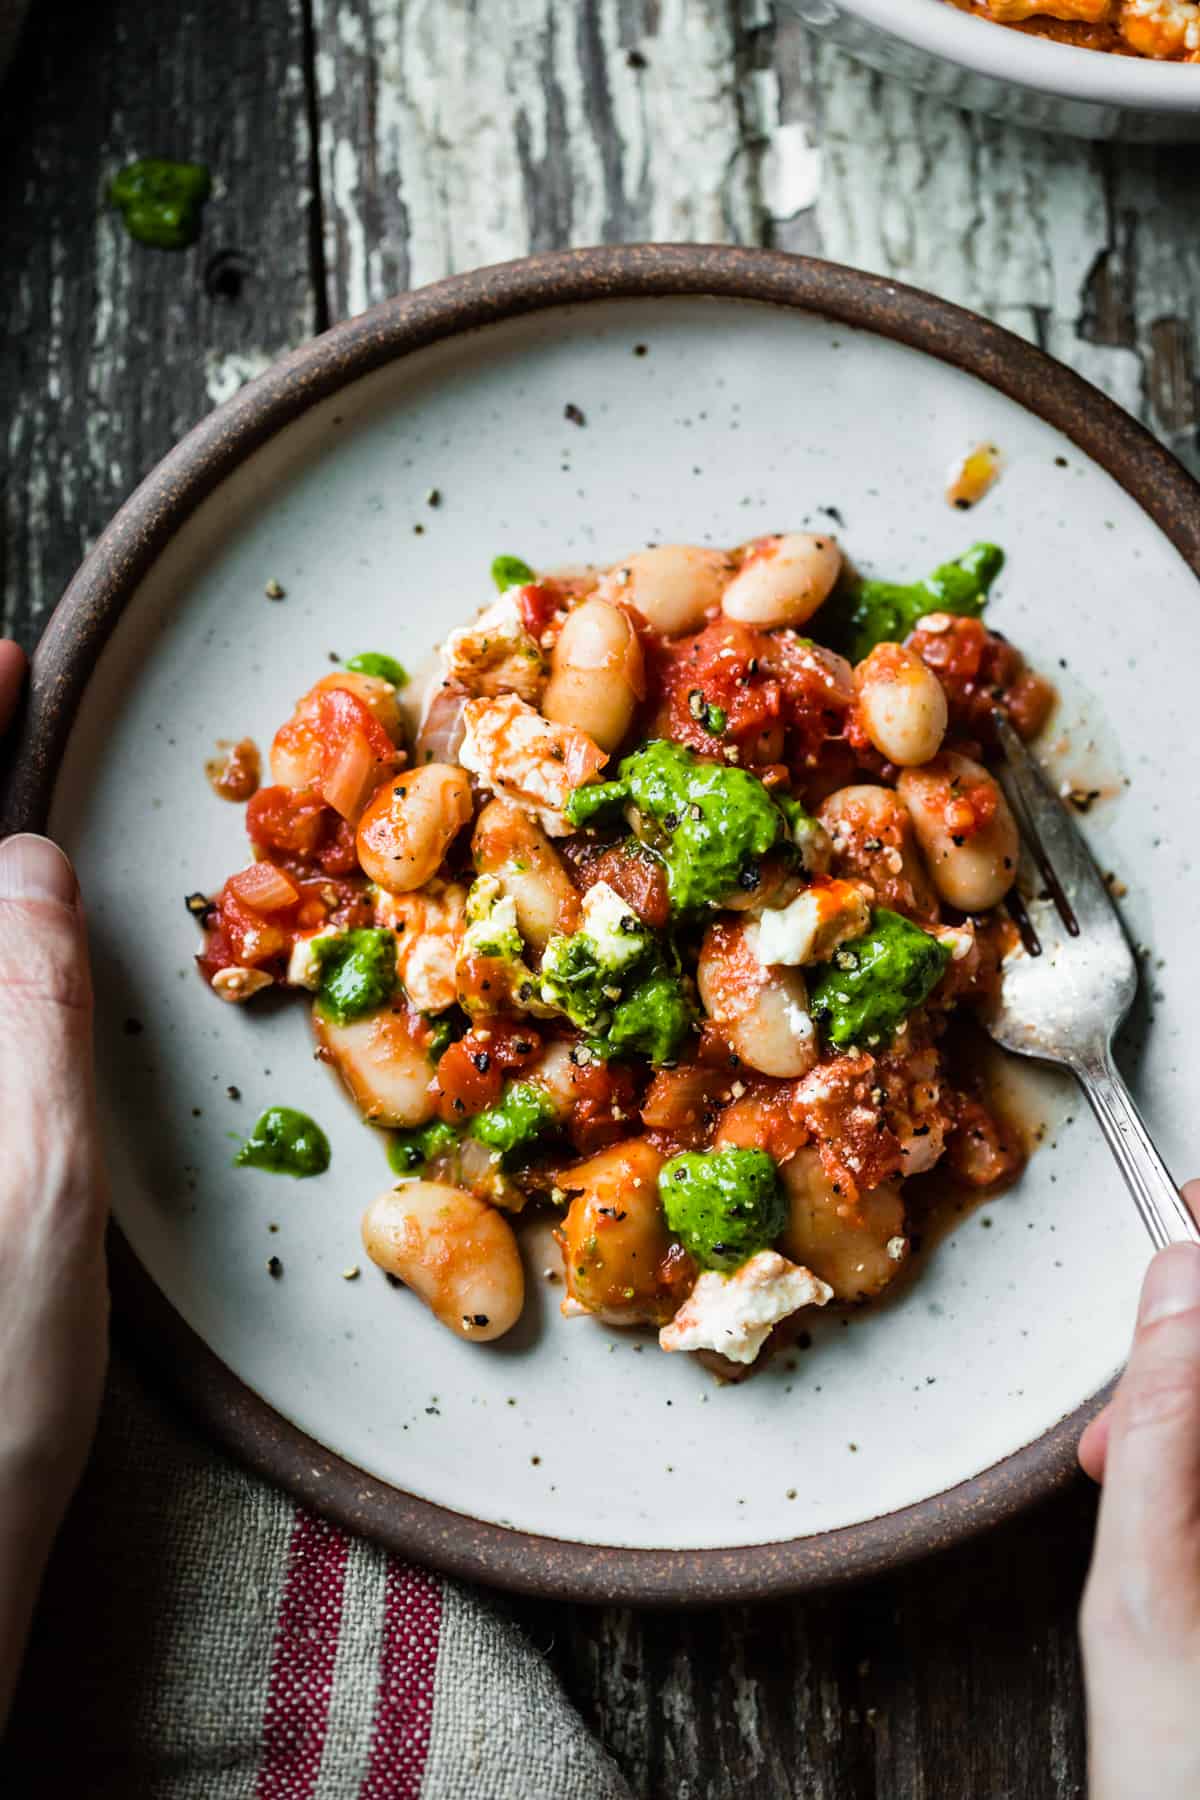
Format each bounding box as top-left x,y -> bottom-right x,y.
542,598 -> 644,752
314,1005 -> 436,1128
356,764 -> 473,895
696,919 -> 818,1079
557,1140 -> 676,1325
362,1182 -> 524,1341
854,642 -> 948,767
898,752 -> 1019,913
817,784 -> 939,922
471,799 -> 580,952
721,533 -> 842,630
895,748 -> 1021,914
595,544 -> 730,638
779,1148 -> 906,1302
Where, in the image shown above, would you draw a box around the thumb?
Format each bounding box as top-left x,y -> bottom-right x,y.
1079,1181 -> 1200,1486
1086,1240 -> 1200,1645
0,834 -> 96,1139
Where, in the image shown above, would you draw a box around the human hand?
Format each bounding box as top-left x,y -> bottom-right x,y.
0,639 -> 110,1725
1080,1180 -> 1200,1800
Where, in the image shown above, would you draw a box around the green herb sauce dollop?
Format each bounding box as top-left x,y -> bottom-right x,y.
566,740 -> 788,915
314,930 -> 398,1025
108,158 -> 212,249
388,1119 -> 461,1176
490,553 -> 536,592
234,1107 -> 331,1178
659,1147 -> 786,1273
808,908 -> 950,1050
818,542 -> 1004,663
345,652 -> 409,688
471,1082 -> 558,1160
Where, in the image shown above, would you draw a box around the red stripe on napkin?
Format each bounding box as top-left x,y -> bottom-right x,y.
356,1561 -> 442,1799
256,1509 -> 350,1799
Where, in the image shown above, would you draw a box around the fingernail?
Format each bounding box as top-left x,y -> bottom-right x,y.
1138,1243 -> 1200,1329
0,833 -> 77,904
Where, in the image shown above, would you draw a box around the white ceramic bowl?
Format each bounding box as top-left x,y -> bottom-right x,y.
785,0 -> 1200,139
7,248 -> 1200,1603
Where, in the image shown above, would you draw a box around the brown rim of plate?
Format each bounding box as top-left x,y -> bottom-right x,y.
4,244 -> 1192,1606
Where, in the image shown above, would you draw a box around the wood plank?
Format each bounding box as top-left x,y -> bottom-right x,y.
768,34 -> 1197,473
527,1483 -> 1093,1799
3,5 -> 1191,1796
309,0 -> 763,318
0,0 -> 316,642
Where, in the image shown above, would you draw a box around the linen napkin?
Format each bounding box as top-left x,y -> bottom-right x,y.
1,1349 -> 632,1799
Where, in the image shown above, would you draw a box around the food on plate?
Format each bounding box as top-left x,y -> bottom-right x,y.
234,1107 -> 332,1178
946,444 -> 1002,511
196,532 -> 1052,1369
944,0 -> 1200,59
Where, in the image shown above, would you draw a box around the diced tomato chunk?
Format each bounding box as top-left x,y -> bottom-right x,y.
561,837 -> 671,932
317,815 -> 360,875
247,786 -> 329,857
651,617 -> 853,773
566,1058 -> 640,1154
316,687 -> 399,821
907,618 -> 1054,746
516,583 -> 559,641
196,920 -> 239,981
227,861 -> 300,913
432,1021 -> 542,1122
247,787 -> 366,878
207,885 -> 291,969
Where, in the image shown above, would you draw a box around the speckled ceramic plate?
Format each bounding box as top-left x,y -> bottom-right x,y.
7,249 -> 1199,1604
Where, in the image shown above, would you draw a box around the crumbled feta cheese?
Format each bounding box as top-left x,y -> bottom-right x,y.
374,881 -> 466,1013
211,966 -> 274,1003
578,881 -> 646,977
754,880 -> 872,968
886,1236 -> 907,1262
659,1251 -> 833,1365
458,694 -> 608,835
790,812 -> 833,876
458,874 -> 555,1017
442,594 -> 546,702
782,994 -> 817,1056
933,923 -> 975,964
287,927 -> 340,991
462,875 -> 520,960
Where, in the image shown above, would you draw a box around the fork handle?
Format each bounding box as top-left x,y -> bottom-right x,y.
1073,1046 -> 1198,1251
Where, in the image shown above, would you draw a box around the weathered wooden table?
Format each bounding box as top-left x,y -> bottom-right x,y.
3,3 -> 1196,1793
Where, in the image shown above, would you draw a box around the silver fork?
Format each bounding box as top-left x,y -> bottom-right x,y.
984,711 -> 1195,1251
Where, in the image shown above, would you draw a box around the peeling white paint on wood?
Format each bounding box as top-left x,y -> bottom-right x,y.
812,43 -> 1181,442
762,118 -> 823,218
312,0 -> 761,314
204,349 -> 277,408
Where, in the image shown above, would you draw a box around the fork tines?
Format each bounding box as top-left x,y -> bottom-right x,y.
992,709 -> 1083,946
